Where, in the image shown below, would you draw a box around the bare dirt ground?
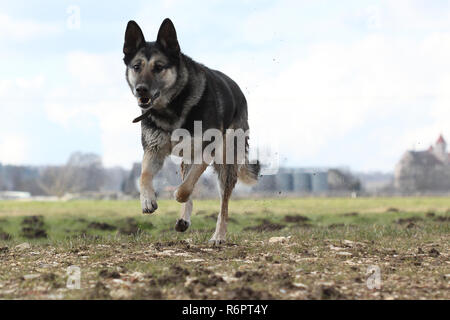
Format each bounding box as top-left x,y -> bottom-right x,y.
0,198 -> 449,300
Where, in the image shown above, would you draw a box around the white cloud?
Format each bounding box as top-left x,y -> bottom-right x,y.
0,14 -> 61,41
0,134 -> 28,164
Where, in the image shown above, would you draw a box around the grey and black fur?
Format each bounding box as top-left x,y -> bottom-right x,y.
123,18 -> 260,244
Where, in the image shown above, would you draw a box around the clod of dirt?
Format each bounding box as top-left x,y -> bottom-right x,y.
283,215 -> 310,223
135,287 -> 163,300
157,265 -> 192,286
0,231 -> 12,240
118,218 -> 140,235
0,246 -> 9,253
428,248 -> 440,257
231,249 -> 248,259
396,217 -> 423,225
342,212 -> 359,217
21,216 -> 47,239
434,216 -> 450,222
243,219 -> 285,232
89,281 -> 111,299
170,264 -> 190,277
234,271 -> 265,282
21,216 -> 44,227
99,269 -> 121,279
157,274 -> 183,286
426,212 -> 436,218
21,227 -> 47,239
88,222 -> 117,231
328,223 -> 345,229
42,273 -> 63,288
42,273 -> 56,282
227,287 -> 273,300
197,274 -> 224,287
386,207 -> 399,213
205,213 -> 238,224
277,272 -> 297,289
316,285 -> 346,300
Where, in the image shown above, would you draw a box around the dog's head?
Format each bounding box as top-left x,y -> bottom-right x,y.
123,18 -> 180,109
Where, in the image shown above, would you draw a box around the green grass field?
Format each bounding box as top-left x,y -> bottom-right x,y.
0,197 -> 448,300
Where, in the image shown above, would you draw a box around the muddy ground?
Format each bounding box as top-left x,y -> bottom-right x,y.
0,198 -> 448,300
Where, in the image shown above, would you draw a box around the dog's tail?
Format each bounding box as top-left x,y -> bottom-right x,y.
238,161 -> 261,185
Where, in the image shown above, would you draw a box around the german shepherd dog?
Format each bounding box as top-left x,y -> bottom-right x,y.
123,18 -> 260,244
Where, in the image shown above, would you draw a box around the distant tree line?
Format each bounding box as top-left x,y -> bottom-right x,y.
0,152 -> 365,198
0,152 -> 127,197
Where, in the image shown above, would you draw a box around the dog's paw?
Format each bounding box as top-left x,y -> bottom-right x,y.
175,219 -> 190,233
174,186 -> 191,203
209,234 -> 226,246
141,197 -> 158,215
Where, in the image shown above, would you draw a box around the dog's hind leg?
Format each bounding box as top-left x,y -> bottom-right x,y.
175,162 -> 193,232
174,162 -> 208,203
209,164 -> 238,245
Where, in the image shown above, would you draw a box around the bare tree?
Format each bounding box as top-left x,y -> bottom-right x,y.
38,152 -> 105,197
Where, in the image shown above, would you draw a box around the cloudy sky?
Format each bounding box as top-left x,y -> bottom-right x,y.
1,0 -> 450,172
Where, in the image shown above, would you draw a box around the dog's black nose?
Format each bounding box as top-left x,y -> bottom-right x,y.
136,85 -> 149,96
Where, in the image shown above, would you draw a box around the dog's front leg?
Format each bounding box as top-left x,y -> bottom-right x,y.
140,150 -> 166,214
174,162 -> 208,203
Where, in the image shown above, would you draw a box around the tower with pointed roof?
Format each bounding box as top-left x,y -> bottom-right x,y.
433,134 -> 447,163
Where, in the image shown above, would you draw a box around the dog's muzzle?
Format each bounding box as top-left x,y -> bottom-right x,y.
132,91 -> 161,123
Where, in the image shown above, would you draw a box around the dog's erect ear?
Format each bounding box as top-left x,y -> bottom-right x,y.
157,18 -> 180,56
124,21 -> 145,55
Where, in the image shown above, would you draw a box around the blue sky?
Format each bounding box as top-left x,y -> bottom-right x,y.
1,0 -> 450,172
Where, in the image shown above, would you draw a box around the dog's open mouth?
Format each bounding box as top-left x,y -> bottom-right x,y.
138,97 -> 152,108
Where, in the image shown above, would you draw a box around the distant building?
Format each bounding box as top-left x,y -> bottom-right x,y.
395,135 -> 450,192
253,168 -> 360,194
0,191 -> 31,200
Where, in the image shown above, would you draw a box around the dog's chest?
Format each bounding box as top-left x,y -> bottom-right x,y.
141,125 -> 172,152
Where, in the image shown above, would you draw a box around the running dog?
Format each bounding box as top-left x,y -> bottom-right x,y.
123,18 -> 260,244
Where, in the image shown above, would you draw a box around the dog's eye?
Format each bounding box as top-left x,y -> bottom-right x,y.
133,64 -> 141,72
153,64 -> 164,74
